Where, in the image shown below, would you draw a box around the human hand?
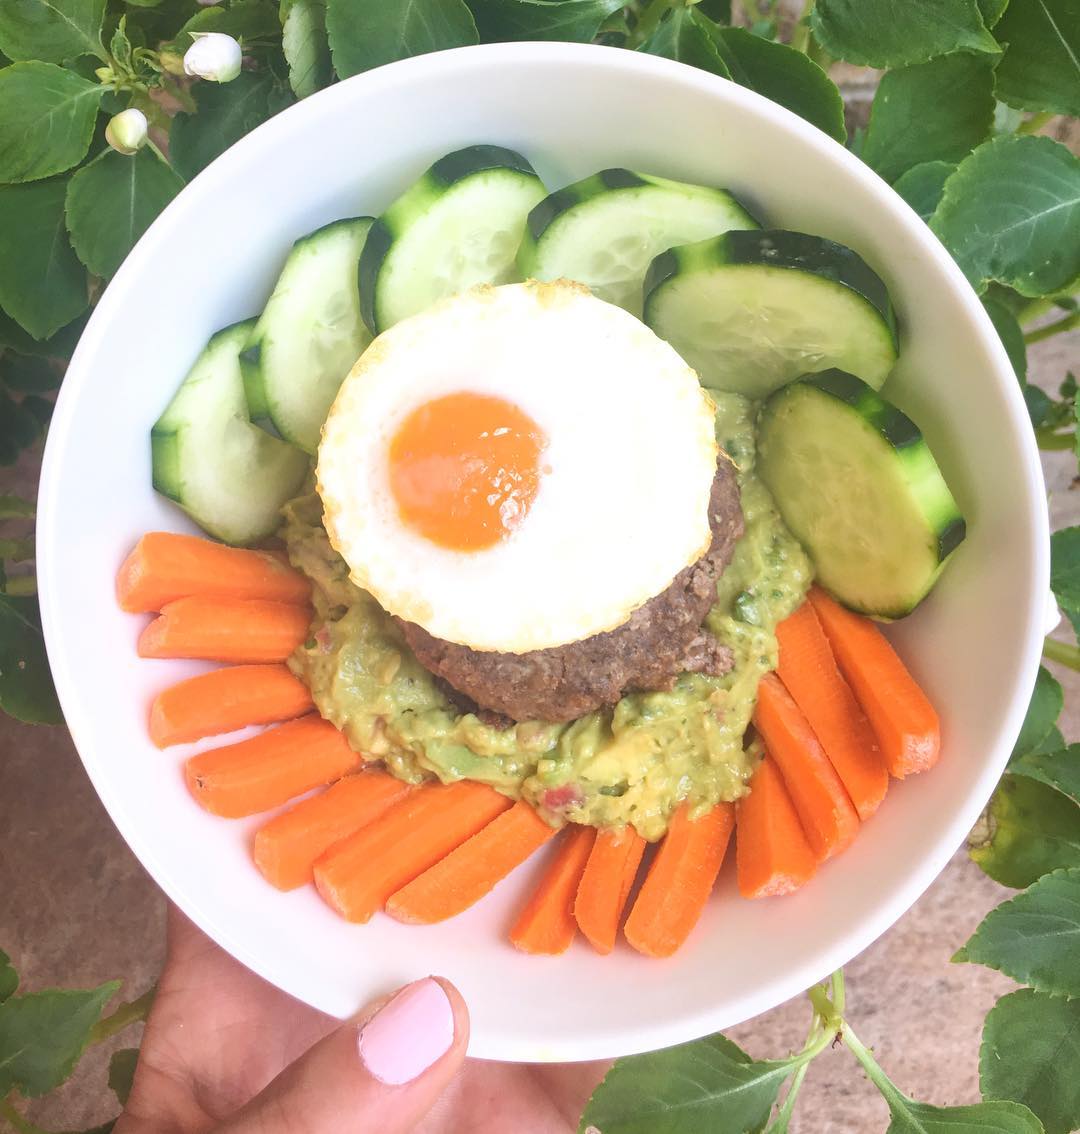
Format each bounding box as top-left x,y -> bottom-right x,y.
117,904 -> 607,1133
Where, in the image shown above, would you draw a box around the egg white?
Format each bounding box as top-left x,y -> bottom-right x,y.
317,280 -> 718,653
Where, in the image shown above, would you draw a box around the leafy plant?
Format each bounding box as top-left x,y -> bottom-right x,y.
1,0 -> 1079,1130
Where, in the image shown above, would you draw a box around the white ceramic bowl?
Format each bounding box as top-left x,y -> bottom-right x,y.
38,42 -> 1048,1062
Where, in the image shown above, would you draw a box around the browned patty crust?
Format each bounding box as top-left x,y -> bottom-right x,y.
397,458 -> 745,723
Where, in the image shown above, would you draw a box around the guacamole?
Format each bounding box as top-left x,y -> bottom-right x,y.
284,392 -> 812,841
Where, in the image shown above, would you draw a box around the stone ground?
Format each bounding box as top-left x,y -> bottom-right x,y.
1,64 -> 1078,1132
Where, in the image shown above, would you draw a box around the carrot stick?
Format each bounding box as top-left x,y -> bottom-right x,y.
118,531 -> 310,612
574,826 -> 646,955
138,596 -> 311,664
776,602 -> 889,820
808,587 -> 941,777
253,771 -> 411,891
736,755 -> 817,898
185,715 -> 362,818
753,672 -> 860,861
149,664 -> 314,748
509,826 -> 596,955
385,800 -> 558,924
623,802 -> 734,958
313,781 -> 512,923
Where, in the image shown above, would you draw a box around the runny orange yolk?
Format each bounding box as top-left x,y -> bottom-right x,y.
387,391 -> 548,551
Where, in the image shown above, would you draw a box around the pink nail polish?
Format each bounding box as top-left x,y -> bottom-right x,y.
358,978 -> 455,1086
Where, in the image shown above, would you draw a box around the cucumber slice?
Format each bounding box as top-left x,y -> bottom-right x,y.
153,321 -> 310,546
757,369 -> 965,618
241,217 -> 373,455
644,230 -> 899,398
517,169 -> 759,318
359,145 -> 546,332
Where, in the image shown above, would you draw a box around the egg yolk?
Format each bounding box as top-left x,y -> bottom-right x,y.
388,392 -> 548,551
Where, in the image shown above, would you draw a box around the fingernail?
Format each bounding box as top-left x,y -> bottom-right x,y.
358,978 -> 455,1086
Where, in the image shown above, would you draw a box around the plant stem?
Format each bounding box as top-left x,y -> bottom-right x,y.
765,1060 -> 810,1133
831,968 -> 846,1017
1017,110 -> 1054,136
89,987 -> 155,1044
1035,428 -> 1076,451
840,1022 -> 909,1112
789,0 -> 814,52
1025,311 -> 1080,344
629,0 -> 673,46
1044,637 -> 1080,672
742,0 -> 769,24
0,1098 -> 49,1134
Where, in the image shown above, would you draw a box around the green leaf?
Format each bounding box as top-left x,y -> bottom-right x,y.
169,69 -> 287,181
892,160 -> 955,222
972,775 -> 1080,888
108,1047 -> 138,1106
993,0 -> 1080,119
171,0 -> 281,50
983,293 -> 1028,382
0,180 -> 88,343
469,0 -> 623,41
0,308 -> 85,357
982,988 -> 1080,1134
1011,745 -> 1080,807
861,53 -> 994,185
578,1033 -> 797,1134
706,24 -> 847,143
886,1100 -> 1044,1134
0,950 -> 17,1003
697,0 -> 732,20
641,9 -> 731,79
0,981 -> 118,1096
1010,665 -> 1063,760
810,0 -> 999,67
0,496 -> 35,519
0,62 -> 104,183
2,353 -> 63,393
0,592 -> 62,723
64,148 -> 183,280
326,0 -> 478,79
1051,526 -> 1080,638
955,867 -> 1080,995
0,0 -> 106,64
930,135 -> 1080,298
281,0 -> 331,97
0,389 -> 43,464
979,0 -> 1011,24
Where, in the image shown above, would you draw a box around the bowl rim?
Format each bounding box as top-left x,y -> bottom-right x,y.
37,40 -> 1049,1061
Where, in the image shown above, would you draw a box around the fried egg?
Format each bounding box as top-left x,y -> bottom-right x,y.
317,280 -> 718,653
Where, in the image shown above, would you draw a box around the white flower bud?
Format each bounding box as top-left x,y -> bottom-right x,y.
183,32 -> 242,83
105,108 -> 148,155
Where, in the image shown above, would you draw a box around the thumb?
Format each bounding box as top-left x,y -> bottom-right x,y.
218,977 -> 468,1133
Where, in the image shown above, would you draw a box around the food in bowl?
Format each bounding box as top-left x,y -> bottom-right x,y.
117,143 -> 964,959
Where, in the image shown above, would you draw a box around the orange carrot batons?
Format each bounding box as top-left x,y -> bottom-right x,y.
509,825 -> 596,955
624,802 -> 734,958
753,672 -> 860,862
118,531 -> 310,612
138,596 -> 310,664
149,663 -> 314,748
776,602 -> 888,820
386,800 -> 558,925
253,771 -> 411,891
736,755 -> 817,898
185,715 -> 362,818
574,826 -> 646,955
313,782 -> 512,924
808,586 -> 941,778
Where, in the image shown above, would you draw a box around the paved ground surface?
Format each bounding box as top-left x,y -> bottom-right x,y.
2,71 -> 1078,1131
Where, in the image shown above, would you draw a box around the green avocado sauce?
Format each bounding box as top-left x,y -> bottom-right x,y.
284,392 -> 812,841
